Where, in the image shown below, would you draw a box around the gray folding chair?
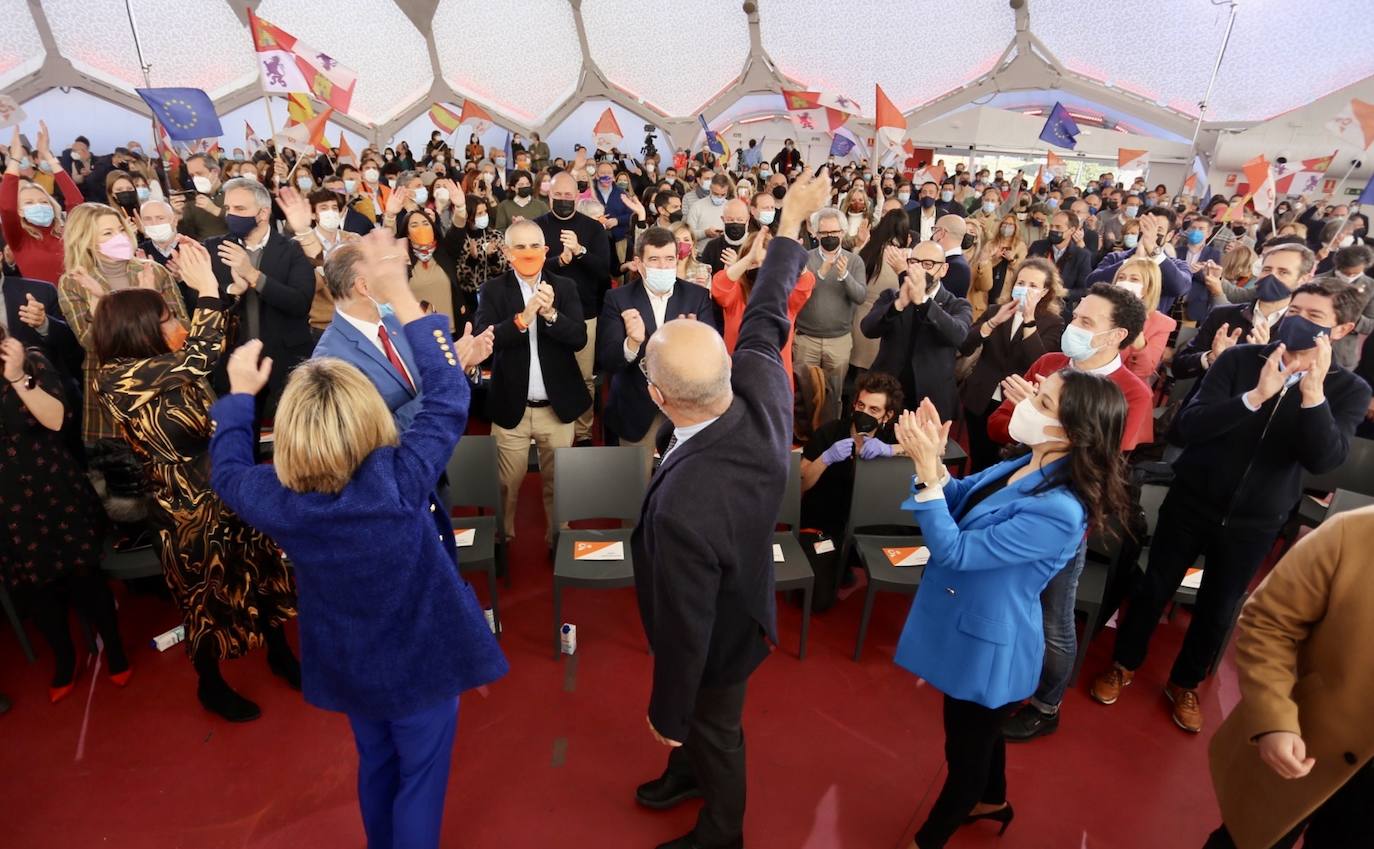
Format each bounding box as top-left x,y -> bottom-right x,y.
1296,437 -> 1374,527
447,435 -> 503,639
1074,523 -> 1126,685
1327,488 -> 1374,518
550,446 -> 649,658
0,584 -> 34,663
845,457 -> 925,661
773,452 -> 815,659
1173,325 -> 1199,353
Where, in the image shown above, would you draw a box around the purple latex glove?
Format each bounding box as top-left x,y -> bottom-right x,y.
819,437 -> 854,465
859,438 -> 894,459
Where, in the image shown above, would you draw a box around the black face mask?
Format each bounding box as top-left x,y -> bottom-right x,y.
667,210 -> 683,223
576,180 -> 589,192
920,196 -> 936,209
723,222 -> 748,242
552,199 -> 576,218
1231,225 -> 1246,236
818,235 -> 841,252
923,271 -> 939,293
114,190 -> 138,212
1046,231 -> 1065,245
851,410 -> 880,435
1104,200 -> 1119,211
961,233 -> 977,251
516,186 -> 532,198
771,185 -> 786,200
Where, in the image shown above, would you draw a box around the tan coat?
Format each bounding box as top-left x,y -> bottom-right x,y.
1209,506 -> 1374,849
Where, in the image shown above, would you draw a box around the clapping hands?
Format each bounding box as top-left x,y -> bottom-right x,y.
894,399 -> 950,485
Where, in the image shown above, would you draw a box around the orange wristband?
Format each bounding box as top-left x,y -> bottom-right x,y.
514,313 -> 528,332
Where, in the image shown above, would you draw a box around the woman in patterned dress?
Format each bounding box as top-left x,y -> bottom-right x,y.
0,329 -> 129,703
90,238 -> 297,723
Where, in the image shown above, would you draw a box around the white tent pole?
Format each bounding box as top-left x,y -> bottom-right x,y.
1180,0 -> 1238,194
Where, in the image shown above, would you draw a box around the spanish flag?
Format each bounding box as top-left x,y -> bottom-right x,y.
285,92 -> 315,127
429,103 -> 461,134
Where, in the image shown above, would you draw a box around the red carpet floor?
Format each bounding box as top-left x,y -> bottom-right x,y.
0,472 -> 1237,849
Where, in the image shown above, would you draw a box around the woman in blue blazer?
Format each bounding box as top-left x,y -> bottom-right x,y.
891,370 -> 1132,849
209,231 -> 507,849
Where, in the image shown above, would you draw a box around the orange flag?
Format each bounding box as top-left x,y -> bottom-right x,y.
336,132 -> 355,163
304,108 -> 334,155
1045,149 -> 1066,177
874,83 -> 906,155
1117,147 -> 1149,169
458,100 -> 492,135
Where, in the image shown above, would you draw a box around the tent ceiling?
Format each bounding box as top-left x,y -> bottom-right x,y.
2,0 -> 1372,146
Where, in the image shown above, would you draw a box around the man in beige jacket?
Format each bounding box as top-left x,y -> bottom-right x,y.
1205,505 -> 1374,849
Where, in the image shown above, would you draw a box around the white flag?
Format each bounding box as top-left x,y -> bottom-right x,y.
0,95 -> 25,129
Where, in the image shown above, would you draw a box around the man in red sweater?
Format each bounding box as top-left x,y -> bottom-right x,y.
990,283 -> 1151,742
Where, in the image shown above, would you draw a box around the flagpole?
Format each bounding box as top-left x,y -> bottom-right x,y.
1180,0 -> 1239,196
1318,159 -> 1362,254
123,0 -> 174,190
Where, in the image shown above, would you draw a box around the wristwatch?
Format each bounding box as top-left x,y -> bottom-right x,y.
576,245 -> 587,257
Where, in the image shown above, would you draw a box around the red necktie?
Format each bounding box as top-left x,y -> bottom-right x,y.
377,324 -> 415,391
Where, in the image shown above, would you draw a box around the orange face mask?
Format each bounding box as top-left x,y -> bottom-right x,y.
164,322 -> 188,352
407,218 -> 436,250
509,247 -> 546,278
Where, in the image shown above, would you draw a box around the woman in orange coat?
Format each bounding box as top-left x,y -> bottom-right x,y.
710,227 -> 814,389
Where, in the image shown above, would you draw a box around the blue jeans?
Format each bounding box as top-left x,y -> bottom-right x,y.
347,697 -> 460,849
1029,540 -> 1086,713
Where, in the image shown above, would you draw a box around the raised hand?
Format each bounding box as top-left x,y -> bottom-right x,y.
385,187 -> 409,217
17,293 -> 46,328
276,186 -> 313,234
134,261 -> 158,290
622,308 -> 646,349
1209,323 -> 1242,364
883,244 -> 905,275
356,228 -> 414,309
778,166 -> 832,239
1249,343 -> 1287,407
174,238 -> 220,299
227,339 -> 273,395
987,299 -> 1018,328
1021,284 -> 1045,317
1000,373 -> 1037,406
1,337 -> 26,382
217,240 -> 255,283
720,247 -> 738,268
455,322 -> 495,369
1299,334 -> 1331,407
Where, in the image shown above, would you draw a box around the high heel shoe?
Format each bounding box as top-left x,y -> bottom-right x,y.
964,802 -> 1014,836
108,668 -> 133,688
49,662 -> 83,705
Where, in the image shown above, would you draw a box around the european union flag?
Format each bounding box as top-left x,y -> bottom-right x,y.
136,87 -> 222,142
1359,171 -> 1374,207
829,132 -> 855,158
698,114 -> 725,155
1038,102 -> 1080,150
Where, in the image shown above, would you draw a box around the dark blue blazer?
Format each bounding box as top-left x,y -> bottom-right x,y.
943,253 -> 972,298
593,183 -> 633,243
1088,249 -> 1189,314
2,275 -> 82,384
1180,243 -> 1225,323
313,310 -> 423,430
596,279 -> 716,443
894,454 -> 1085,708
632,238 -> 806,742
210,314 -> 508,720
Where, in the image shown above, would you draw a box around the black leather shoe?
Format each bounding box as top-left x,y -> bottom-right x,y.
635,773 -> 701,810
653,832 -> 743,849
197,679 -> 262,723
1001,702 -> 1059,742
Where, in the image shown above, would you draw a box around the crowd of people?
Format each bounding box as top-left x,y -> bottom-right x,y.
1,113 -> 1371,849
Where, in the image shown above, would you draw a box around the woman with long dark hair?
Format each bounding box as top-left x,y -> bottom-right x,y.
91,240 -> 297,723
891,370 -> 1132,849
852,208 -> 912,375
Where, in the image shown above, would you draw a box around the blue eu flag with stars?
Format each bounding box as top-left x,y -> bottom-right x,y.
1038,102 -> 1080,150
136,87 -> 222,142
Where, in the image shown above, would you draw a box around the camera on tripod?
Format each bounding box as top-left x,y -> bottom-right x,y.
642,123 -> 658,159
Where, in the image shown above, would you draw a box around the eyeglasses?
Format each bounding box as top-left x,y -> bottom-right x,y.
638,356 -> 653,385
906,258 -> 944,271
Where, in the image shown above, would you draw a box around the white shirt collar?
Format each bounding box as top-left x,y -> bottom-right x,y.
664,415 -> 721,459
243,228 -> 270,252
515,270 -> 541,290
1080,354 -> 1123,376
337,307 -> 382,340
943,246 -> 963,257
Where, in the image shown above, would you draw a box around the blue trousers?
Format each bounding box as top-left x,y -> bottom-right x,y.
347,697 -> 459,849
1029,539 -> 1087,713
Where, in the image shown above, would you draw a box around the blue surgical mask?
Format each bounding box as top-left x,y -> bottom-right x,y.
1060,323 -> 1106,361
1046,198 -> 1061,210
1186,229 -> 1206,246
1124,206 -> 1139,218
1274,314 -> 1329,352
412,187 -> 428,205
940,190 -> 954,202
343,179 -> 357,194
643,266 -> 676,295
136,186 -> 150,202
297,176 -> 313,191
370,296 -> 395,319
709,194 -> 726,207
1011,285 -> 1029,302
1123,233 -> 1139,249
21,203 -> 54,227
1253,274 -> 1291,303
758,209 -> 775,225
18,158 -> 31,171
981,201 -> 997,214
759,169 -> 771,179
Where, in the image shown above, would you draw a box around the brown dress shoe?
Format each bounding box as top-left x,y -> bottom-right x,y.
1165,683 -> 1203,733
1090,665 -> 1134,705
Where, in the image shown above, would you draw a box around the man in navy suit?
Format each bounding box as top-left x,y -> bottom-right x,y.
932,214 -> 972,298
312,243 -> 425,429
1176,214 -> 1225,323
2,273 -> 82,385
596,226 -> 716,472
630,169 -> 831,849
593,159 -> 633,260
1027,210 -> 1094,302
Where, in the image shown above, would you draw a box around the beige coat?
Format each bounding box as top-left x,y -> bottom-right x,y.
850,262 -> 898,370
1209,506 -> 1374,849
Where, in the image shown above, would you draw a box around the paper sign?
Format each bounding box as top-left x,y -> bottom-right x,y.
883,546 -> 931,567
1181,568 -> 1203,589
813,538 -> 835,554
573,540 -> 624,561
773,543 -> 785,563
454,527 -> 476,547
0,96 -> 24,129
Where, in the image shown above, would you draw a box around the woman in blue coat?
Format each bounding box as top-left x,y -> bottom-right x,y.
209,230 -> 507,849
892,371 -> 1132,849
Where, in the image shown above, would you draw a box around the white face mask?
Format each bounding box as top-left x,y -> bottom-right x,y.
363,168 -> 380,183
238,171 -> 257,183
144,222 -> 175,243
317,209 -> 341,230
1116,280 -> 1143,299
1008,397 -> 1063,447
643,265 -> 676,295
191,175 -> 213,194
474,214 -> 489,230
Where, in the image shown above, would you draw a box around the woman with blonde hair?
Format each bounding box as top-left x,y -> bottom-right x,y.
104,169 -> 143,231
91,239 -> 296,722
1,123 -> 81,283
1112,257 -> 1176,382
670,221 -> 711,287
57,202 -> 186,446
209,230 -> 506,849
968,213 -> 1028,318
